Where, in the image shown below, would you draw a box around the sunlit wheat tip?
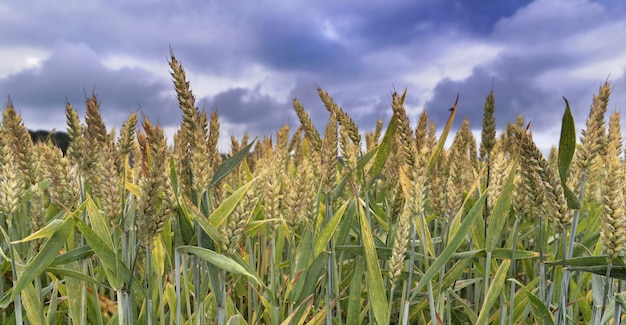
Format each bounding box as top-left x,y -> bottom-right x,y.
415,109 -> 429,153
292,97 -> 322,153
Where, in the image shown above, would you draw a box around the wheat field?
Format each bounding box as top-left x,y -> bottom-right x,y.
0,53 -> 622,324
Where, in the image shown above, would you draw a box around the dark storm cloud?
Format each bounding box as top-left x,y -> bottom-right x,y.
253,20 -> 355,74
341,0 -> 533,49
426,50 -> 581,132
211,87 -> 293,136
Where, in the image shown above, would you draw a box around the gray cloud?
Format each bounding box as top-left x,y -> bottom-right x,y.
0,0 -> 625,153
426,53 -> 574,132
210,86 -> 293,136
0,42 -> 175,129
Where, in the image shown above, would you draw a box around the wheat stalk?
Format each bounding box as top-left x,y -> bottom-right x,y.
321,112 -> 338,193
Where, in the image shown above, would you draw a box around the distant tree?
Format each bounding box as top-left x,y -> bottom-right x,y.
29,130 -> 70,155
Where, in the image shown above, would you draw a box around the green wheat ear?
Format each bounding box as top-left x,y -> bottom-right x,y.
480,90 -> 496,159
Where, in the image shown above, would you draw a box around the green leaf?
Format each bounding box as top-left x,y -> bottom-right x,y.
314,200 -> 350,257
491,248 -> 539,260
209,139 -> 256,188
85,195 -> 114,249
357,199 -> 388,324
85,195 -> 126,290
549,256 -> 626,280
549,256 -> 623,267
46,267 -> 104,286
288,226 -> 315,303
526,289 -> 555,325
178,245 -> 263,286
10,219 -> 64,243
177,196 -> 222,248
510,279 -> 555,325
476,260 -> 511,325
21,283 -> 44,325
176,199 -> 196,245
74,218 -> 145,298
559,97 -> 581,209
295,251 -> 329,306
357,146 -> 378,171
230,253 -> 268,290
428,94 -> 458,174
50,246 -> 94,266
208,179 -> 255,228
346,257 -> 365,325
485,158 -> 516,253
367,116 -> 396,188
7,218 -> 73,307
334,245 -> 392,260
415,191 -> 486,294
169,157 -> 179,196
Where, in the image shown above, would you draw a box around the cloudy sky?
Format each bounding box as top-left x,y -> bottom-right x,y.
1,0 -> 626,151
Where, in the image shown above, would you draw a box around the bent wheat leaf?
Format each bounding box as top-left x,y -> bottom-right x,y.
314,200 -> 350,257
178,246 -> 262,286
46,267 -> 102,286
74,218 -> 145,298
85,195 -> 114,249
209,139 -> 256,188
10,219 -> 64,244
8,217 -> 73,306
208,179 -> 255,227
511,279 -> 555,325
526,287 -> 555,325
50,246 -> 94,267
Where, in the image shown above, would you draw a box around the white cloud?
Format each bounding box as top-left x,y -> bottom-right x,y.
406,42 -> 503,98
0,47 -> 51,78
494,0 -> 605,40
2,0 -> 625,154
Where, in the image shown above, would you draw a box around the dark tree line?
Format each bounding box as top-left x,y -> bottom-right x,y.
28,130 -> 70,155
